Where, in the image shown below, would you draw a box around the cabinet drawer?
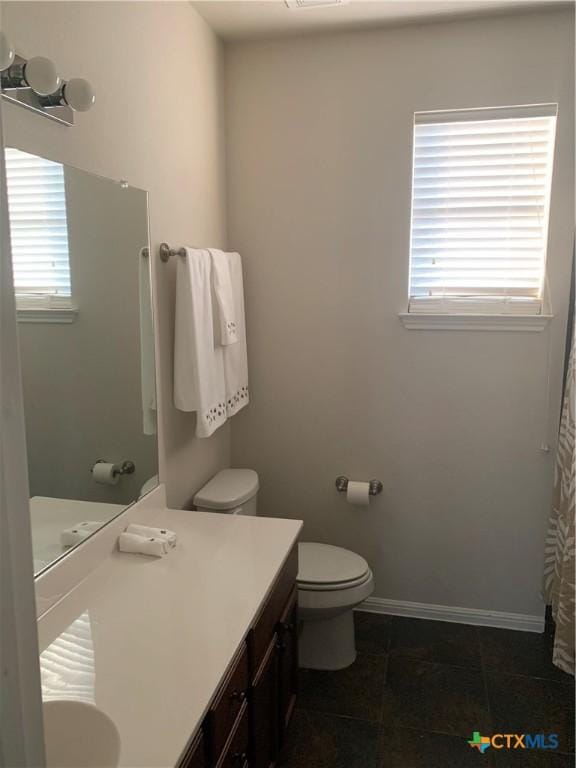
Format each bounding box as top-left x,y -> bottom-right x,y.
216,703 -> 250,768
249,546 -> 298,674
205,643 -> 249,764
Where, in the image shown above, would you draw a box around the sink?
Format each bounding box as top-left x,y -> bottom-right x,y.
43,700 -> 121,768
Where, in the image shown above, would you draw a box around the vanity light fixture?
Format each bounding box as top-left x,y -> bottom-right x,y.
0,42 -> 94,126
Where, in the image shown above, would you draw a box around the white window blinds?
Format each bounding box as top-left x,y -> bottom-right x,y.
4,148 -> 72,306
408,104 -> 557,315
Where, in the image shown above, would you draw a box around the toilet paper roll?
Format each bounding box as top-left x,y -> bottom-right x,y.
92,462 -> 119,486
346,480 -> 370,506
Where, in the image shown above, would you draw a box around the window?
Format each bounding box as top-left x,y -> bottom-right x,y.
407,104 -> 557,321
4,148 -> 74,320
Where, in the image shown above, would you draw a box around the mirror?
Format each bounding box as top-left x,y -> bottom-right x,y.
4,147 -> 158,575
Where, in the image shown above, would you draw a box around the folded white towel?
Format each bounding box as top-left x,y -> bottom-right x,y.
223,252 -> 249,418
60,521 -> 103,548
118,532 -> 169,557
209,249 -> 237,347
126,523 -> 177,548
174,248 -> 228,438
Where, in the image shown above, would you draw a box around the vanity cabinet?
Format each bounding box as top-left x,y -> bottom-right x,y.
180,546 -> 298,768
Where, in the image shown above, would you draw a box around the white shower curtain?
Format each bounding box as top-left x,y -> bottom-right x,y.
543,318 -> 575,676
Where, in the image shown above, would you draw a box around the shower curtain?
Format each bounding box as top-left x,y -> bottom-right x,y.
543,318 -> 575,676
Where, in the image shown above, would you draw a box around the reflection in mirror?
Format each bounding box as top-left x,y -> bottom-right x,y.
4,148 -> 159,575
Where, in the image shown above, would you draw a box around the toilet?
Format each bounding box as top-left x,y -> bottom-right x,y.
194,469 -> 374,671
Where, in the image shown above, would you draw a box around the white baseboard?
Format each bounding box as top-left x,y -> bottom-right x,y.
357,596 -> 545,633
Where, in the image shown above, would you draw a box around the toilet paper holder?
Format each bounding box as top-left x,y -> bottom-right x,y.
335,476 -> 383,496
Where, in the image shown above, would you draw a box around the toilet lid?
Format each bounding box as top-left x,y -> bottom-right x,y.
193,469 -> 259,510
297,542 -> 370,587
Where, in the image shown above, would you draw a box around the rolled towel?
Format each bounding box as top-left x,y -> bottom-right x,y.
125,523 -> 177,549
118,532 -> 169,558
60,521 -> 103,548
75,521 -> 104,531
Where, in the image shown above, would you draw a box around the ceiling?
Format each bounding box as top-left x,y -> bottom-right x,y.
192,0 -> 561,41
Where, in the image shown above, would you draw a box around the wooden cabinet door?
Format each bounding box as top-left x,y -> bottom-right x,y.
204,644 -> 250,765
217,704 -> 250,768
181,732 -> 206,768
249,547 -> 298,675
250,635 -> 279,768
277,588 -> 298,741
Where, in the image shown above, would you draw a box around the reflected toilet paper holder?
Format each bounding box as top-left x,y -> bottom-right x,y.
92,459 -> 136,478
335,476 -> 383,496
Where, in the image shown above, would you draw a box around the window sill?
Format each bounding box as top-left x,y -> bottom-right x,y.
399,313 -> 552,332
17,306 -> 78,324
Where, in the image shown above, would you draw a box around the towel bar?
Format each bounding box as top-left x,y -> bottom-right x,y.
159,242 -> 187,262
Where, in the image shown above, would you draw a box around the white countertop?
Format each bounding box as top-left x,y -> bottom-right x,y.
37,509 -> 302,768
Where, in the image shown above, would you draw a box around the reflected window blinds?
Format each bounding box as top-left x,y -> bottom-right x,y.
4,148 -> 72,307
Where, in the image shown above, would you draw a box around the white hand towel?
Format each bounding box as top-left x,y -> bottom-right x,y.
126,523 -> 177,548
60,521 -> 103,548
209,249 -> 237,346
223,252 -> 249,417
174,248 -> 227,438
118,532 -> 169,557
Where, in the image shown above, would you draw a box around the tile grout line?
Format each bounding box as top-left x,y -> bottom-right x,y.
293,705 -> 382,725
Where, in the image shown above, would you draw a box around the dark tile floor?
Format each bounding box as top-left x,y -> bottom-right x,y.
278,612 -> 575,768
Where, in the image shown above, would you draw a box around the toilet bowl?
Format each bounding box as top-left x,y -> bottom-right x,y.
193,469 -> 374,671
297,542 -> 374,670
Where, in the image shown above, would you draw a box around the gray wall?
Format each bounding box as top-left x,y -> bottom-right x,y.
3,1 -> 230,508
225,9 -> 575,616
18,166 -> 157,505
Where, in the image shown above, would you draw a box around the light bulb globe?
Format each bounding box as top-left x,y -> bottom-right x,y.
63,78 -> 95,112
24,56 -> 60,96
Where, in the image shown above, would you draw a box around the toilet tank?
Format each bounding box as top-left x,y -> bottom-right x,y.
193,469 -> 259,516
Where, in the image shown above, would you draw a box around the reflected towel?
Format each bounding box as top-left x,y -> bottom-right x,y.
118,532 -> 169,557
174,248 -> 227,438
209,249 -> 237,346
139,247 -> 157,436
126,523 -> 177,548
224,252 -> 249,417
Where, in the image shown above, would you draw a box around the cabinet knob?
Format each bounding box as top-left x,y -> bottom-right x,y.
280,621 -> 293,633
232,751 -> 247,765
275,641 -> 286,652
229,689 -> 247,703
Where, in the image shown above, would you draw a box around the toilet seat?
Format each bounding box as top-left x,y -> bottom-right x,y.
298,571 -> 373,592
297,542 -> 370,592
